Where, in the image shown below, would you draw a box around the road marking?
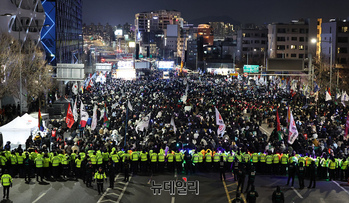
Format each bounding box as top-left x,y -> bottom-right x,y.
32,188 -> 51,203
32,191 -> 48,203
171,196 -> 175,203
267,179 -> 282,186
116,175 -> 132,203
332,181 -> 349,195
174,169 -> 177,178
291,187 -> 303,199
222,179 -> 231,203
97,188 -> 110,203
227,183 -> 237,187
241,193 -> 247,202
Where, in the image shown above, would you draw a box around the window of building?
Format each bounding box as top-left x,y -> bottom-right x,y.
287,45 -> 289,49
299,45 -> 304,50
277,28 -> 286,33
277,54 -> 283,58
261,33 -> 267,37
338,47 -> 348,53
338,37 -> 348,43
286,54 -> 289,57
291,54 -> 297,58
299,37 -> 305,42
339,26 -> 348,33
305,54 -> 308,58
291,45 -> 296,49
242,40 -> 250,44
299,54 -> 304,58
291,28 -> 298,33
242,47 -> 248,51
339,58 -> 347,64
291,37 -> 297,41
277,45 -> 286,50
261,40 -> 266,44
255,33 -> 260,37
277,37 -> 286,41
254,40 -> 260,44
300,28 -> 305,33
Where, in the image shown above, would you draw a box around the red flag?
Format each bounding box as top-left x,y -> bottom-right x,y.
276,108 -> 281,132
345,113 -> 349,138
65,103 -> 74,128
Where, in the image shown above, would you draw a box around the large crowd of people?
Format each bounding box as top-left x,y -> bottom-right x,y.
1,70 -> 349,201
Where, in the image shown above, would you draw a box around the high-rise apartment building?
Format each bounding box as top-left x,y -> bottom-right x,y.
0,0 -> 45,45
268,20 -> 310,59
41,0 -> 83,65
236,29 -> 268,65
319,19 -> 349,69
197,24 -> 214,46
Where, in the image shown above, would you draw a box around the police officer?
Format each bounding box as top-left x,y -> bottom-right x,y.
237,161 -> 246,193
280,152 -> 288,175
175,150 -> 183,173
308,161 -> 316,188
158,150 -> 165,173
131,150 -> 139,174
85,160 -> 94,187
246,185 -> 259,203
123,156 -> 130,182
1,169 -> 12,199
286,162 -> 296,186
340,157 -> 348,182
23,153 -> 32,184
272,186 -> 284,203
233,158 -> 240,181
106,160 -> 116,189
328,157 -> 337,181
140,150 -> 148,173
245,165 -> 256,193
219,156 -> 225,180
94,167 -> 107,195
298,162 -> 305,189
34,154 -> 44,182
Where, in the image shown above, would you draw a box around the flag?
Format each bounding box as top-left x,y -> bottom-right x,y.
170,116 -> 177,133
91,105 -> 97,130
336,89 -> 341,99
288,110 -> 299,145
103,103 -> 109,127
80,101 -> 89,127
80,84 -> 84,94
217,124 -> 226,137
73,99 -> 78,121
72,82 -> 78,95
215,107 -> 224,126
136,113 -> 151,133
38,109 -> 44,131
276,108 -> 281,132
345,113 -> 349,138
325,90 -> 332,101
128,100 -> 133,111
287,106 -> 291,124
65,103 -> 74,128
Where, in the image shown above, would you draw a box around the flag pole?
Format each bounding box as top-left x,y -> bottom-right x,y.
124,101 -> 128,148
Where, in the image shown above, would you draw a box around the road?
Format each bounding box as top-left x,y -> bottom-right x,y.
3,170 -> 349,203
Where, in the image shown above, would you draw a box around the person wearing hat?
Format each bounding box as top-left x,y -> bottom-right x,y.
94,167 -> 107,195
1,169 -> 12,199
272,186 -> 284,203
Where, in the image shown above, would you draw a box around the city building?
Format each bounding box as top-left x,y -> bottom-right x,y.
197,24 -> 214,46
209,22 -> 235,40
319,18 -> 349,69
41,0 -> 83,66
0,0 -> 45,45
236,28 -> 268,65
268,20 -> 310,60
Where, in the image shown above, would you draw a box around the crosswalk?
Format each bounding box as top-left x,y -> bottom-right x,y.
97,173 -> 132,203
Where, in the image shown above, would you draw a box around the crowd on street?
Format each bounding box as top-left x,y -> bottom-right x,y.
1,70 -> 349,202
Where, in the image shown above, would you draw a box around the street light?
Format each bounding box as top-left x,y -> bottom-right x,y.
311,38 -> 333,94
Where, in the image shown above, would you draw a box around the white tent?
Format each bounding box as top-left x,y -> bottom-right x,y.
0,115 -> 38,147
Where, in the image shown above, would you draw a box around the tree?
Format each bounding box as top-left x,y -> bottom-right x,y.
0,33 -> 54,111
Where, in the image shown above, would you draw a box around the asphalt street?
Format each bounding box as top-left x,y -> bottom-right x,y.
2,170 -> 349,203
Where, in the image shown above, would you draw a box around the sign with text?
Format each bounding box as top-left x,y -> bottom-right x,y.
243,65 -> 259,73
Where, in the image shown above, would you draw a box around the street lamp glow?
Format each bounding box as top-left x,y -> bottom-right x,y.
311,38 -> 317,44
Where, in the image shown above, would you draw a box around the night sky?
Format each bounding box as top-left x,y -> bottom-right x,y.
83,0 -> 349,26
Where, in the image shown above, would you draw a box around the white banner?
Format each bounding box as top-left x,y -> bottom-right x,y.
171,117 -> 177,133
288,110 -> 299,145
136,113 -> 151,133
80,101 -> 89,127
215,107 -> 224,126
325,91 -> 332,101
73,99 -> 78,121
91,105 -> 97,130
217,124 -> 226,137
